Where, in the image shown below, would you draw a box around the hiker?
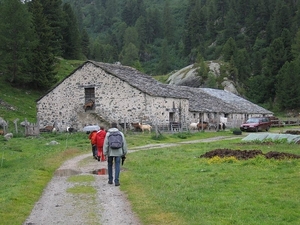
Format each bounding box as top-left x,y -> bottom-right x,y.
95,126 -> 107,162
103,122 -> 127,186
88,129 -> 98,159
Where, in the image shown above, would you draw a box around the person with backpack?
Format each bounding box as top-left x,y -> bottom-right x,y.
103,122 -> 127,186
95,126 -> 107,162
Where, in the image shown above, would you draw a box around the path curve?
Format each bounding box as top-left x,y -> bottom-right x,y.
23,135 -> 242,225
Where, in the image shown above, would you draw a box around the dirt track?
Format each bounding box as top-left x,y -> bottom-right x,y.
23,154 -> 141,225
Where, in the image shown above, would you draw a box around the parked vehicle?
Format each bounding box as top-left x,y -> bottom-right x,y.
240,117 -> 272,132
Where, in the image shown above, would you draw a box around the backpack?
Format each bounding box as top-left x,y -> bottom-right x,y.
107,131 -> 123,149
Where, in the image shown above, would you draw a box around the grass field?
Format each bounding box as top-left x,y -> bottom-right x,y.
122,136 -> 300,225
1,129 -> 300,225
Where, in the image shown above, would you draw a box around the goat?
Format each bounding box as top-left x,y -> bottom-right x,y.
197,122 -> 209,130
189,122 -> 208,131
40,125 -> 54,133
67,127 -> 76,133
4,133 -> 13,141
138,123 -> 152,133
131,122 -> 142,132
189,122 -> 198,130
83,100 -> 94,112
218,123 -> 226,130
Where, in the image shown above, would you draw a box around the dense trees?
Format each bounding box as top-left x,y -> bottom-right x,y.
0,0 -> 35,86
0,0 -> 88,89
1,0 -> 300,110
27,0 -> 58,89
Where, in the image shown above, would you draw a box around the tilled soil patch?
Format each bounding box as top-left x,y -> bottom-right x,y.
200,149 -> 300,160
285,130 -> 300,135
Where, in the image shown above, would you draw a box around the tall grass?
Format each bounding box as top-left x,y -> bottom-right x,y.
121,137 -> 300,225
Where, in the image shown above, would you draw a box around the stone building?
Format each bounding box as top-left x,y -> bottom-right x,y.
36,61 -> 272,131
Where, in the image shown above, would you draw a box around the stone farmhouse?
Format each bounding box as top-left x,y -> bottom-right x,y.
36,60 -> 273,131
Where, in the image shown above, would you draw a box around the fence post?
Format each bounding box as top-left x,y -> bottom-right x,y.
14,118 -> 19,134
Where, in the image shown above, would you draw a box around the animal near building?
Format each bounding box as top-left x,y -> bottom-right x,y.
36,60 -> 273,131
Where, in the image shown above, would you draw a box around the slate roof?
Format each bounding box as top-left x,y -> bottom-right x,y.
92,61 -> 188,99
38,60 -> 273,115
93,61 -> 272,114
200,88 -> 272,114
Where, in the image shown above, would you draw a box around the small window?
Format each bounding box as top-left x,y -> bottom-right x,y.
169,112 -> 174,122
84,88 -> 95,111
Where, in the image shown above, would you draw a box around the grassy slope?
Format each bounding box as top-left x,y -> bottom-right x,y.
0,59 -> 85,126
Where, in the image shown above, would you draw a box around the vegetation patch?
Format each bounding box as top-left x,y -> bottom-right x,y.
67,185 -> 96,194
285,130 -> 300,135
200,149 -> 300,160
67,175 -> 95,183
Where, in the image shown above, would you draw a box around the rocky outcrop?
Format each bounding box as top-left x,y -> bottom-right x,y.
167,61 -> 239,95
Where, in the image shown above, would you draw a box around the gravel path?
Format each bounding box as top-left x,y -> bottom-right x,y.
23,135 -> 243,225
23,153 -> 141,225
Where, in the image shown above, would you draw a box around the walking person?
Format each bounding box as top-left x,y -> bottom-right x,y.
95,126 -> 107,162
88,129 -> 98,159
103,122 -> 127,186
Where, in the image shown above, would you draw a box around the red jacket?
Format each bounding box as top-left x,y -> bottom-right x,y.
95,129 -> 107,148
88,131 -> 97,145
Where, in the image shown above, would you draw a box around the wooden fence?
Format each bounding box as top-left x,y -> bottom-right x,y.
271,118 -> 300,127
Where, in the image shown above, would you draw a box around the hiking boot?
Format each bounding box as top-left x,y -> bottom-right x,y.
115,183 -> 120,186
108,181 -> 113,184
97,156 -> 100,161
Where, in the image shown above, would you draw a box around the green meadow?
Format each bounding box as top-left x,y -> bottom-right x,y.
1,129 -> 300,225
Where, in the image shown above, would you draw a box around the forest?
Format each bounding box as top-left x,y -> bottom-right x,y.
1,0 -> 300,112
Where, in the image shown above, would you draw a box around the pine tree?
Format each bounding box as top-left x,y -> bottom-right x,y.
162,0 -> 174,44
81,29 -> 90,59
234,49 -> 250,84
184,0 -> 205,56
119,43 -> 139,66
157,39 -> 171,74
222,37 -> 237,62
121,0 -> 145,26
276,58 -> 300,109
146,7 -> 162,44
104,0 -> 118,26
291,30 -> 300,59
39,0 -> 64,56
263,38 -> 286,101
0,0 -> 35,86
61,3 -> 81,59
27,0 -> 57,89
135,16 -> 147,50
123,27 -> 139,49
224,8 -> 238,41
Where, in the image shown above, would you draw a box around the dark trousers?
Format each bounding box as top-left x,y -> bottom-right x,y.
92,144 -> 97,157
107,156 -> 121,184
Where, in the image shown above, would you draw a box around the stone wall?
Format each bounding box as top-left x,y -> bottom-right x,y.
37,63 -> 189,131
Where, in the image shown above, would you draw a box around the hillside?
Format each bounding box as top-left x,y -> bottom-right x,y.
1,0 -> 300,114
60,0 -> 300,111
0,59 -> 85,125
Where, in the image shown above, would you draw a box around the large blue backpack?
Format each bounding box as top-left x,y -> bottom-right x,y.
108,131 -> 123,149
